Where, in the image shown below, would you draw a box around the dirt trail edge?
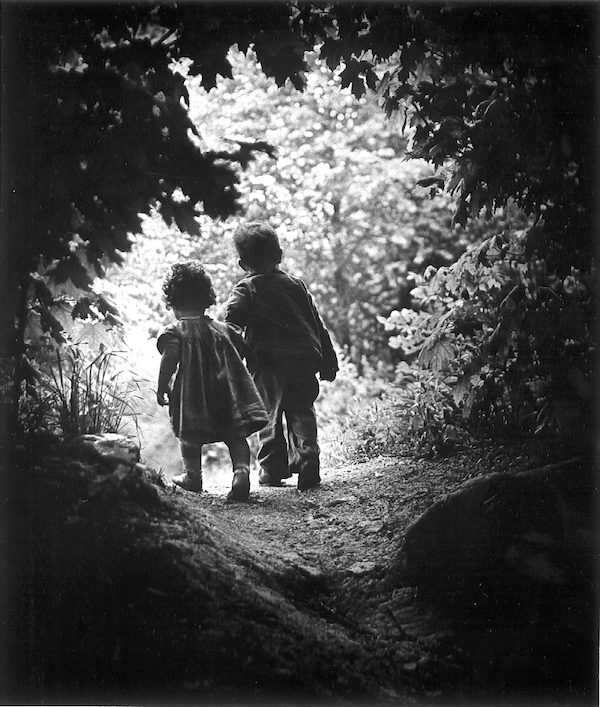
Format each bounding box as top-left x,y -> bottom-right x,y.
12,446 -> 596,706
166,455 -> 470,705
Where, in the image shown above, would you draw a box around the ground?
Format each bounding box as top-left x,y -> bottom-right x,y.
6,437 -> 597,706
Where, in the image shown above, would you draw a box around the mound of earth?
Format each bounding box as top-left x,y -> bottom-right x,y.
4,437 -> 597,705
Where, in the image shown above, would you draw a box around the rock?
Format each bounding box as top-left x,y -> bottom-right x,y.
279,552 -> 326,583
358,520 -> 383,534
325,496 -> 357,507
505,543 -> 565,584
401,457 -> 595,593
68,433 -> 140,468
347,561 -> 378,576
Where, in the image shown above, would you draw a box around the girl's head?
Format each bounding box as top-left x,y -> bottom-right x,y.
233,221 -> 282,273
162,261 -> 216,313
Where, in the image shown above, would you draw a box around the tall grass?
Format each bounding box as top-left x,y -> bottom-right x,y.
19,343 -> 146,443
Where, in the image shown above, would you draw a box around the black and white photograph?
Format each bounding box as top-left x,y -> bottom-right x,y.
1,2 -> 598,706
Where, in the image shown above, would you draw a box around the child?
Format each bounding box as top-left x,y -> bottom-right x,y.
224,221 -> 338,491
156,261 -> 268,501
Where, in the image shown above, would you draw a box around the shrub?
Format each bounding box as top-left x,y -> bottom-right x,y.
317,356 -> 409,464
392,363 -> 470,457
382,227 -> 596,448
18,342 -> 145,444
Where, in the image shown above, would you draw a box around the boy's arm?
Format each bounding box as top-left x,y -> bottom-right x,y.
305,286 -> 339,381
317,319 -> 339,381
224,281 -> 251,329
157,344 -> 179,406
224,322 -> 247,358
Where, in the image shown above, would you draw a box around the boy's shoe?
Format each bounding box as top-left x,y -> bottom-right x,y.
258,469 -> 283,487
298,473 -> 320,492
227,468 -> 250,502
172,472 -> 202,493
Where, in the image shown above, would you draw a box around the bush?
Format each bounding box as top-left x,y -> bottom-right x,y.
317,356 -> 409,464
17,341 -> 146,444
381,226 -> 596,449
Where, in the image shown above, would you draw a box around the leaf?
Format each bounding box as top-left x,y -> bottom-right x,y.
452,369 -> 483,406
38,304 -> 66,343
364,67 -> 378,92
47,255 -> 94,290
339,63 -> 364,98
96,293 -> 120,318
418,335 -> 455,373
71,296 -> 95,320
31,273 -> 55,308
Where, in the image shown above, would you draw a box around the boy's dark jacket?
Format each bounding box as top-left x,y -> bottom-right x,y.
224,270 -> 338,379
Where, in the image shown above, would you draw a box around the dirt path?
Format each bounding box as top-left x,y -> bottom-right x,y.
14,433 -> 594,704
167,455 -> 478,701
197,456 -> 465,579
160,444 -> 596,705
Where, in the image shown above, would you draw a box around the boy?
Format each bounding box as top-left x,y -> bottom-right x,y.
224,221 -> 338,491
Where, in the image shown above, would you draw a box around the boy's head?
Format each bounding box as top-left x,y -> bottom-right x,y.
162,261 -> 216,312
233,221 -> 282,273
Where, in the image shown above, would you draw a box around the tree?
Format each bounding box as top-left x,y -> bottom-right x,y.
108,48 -> 478,370
290,3 -> 596,445
191,49 -> 469,368
2,3 -> 596,443
1,3 -> 312,435
305,3 -> 597,270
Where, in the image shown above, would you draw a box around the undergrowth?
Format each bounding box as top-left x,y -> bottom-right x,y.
17,341 -> 146,446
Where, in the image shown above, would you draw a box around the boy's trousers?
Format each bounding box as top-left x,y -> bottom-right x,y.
252,364 -> 320,487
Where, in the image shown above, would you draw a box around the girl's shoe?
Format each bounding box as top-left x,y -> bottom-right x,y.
227,468 -> 250,502
172,472 -> 202,493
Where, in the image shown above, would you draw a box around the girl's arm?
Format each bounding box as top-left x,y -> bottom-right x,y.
157,343 -> 179,406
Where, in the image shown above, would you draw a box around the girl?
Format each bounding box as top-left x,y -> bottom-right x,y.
156,261 -> 268,501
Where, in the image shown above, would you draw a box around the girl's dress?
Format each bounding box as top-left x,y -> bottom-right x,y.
157,316 -> 268,443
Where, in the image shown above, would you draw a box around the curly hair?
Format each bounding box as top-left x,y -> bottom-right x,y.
162,261 -> 216,311
233,221 -> 282,271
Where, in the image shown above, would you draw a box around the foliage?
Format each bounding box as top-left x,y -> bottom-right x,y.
283,2 -> 596,451
392,364 -> 468,457
383,229 -> 596,445
108,49 -> 479,369
299,4 -> 597,448
2,3 -> 314,432
4,3 -> 596,449
17,341 -> 145,444
339,394 -> 408,462
4,3 -> 313,285
302,3 -> 596,269
314,356 -> 396,464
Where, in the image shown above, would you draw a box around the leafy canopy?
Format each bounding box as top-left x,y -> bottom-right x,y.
3,3 -> 312,289
2,2 -> 316,402
5,3 -> 595,295
308,3 -> 597,270
2,3 -> 596,446
107,48 -> 480,370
